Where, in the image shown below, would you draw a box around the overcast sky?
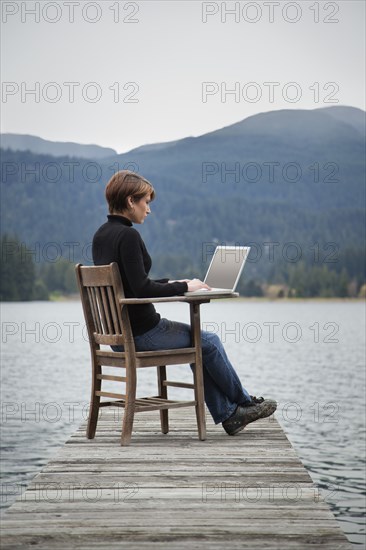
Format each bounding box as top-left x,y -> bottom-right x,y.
1,0 -> 365,152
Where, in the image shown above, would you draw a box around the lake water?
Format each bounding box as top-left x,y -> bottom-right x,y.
1,300 -> 365,546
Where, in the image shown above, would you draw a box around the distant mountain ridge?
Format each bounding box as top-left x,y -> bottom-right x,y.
1,106 -> 364,159
204,107 -> 364,141
127,106 -> 365,154
0,133 -> 117,159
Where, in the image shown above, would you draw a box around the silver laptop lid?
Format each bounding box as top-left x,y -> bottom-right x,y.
204,246 -> 250,290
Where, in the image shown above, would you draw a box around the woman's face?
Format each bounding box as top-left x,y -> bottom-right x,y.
129,194 -> 151,224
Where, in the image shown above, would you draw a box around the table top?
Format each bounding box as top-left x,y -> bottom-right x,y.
119,293 -> 239,305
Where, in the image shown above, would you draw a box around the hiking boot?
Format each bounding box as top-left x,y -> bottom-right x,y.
222,397 -> 277,436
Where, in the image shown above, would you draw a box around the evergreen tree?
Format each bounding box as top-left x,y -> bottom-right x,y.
0,235 -> 39,301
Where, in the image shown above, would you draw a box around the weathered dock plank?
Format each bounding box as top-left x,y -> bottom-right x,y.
0,408 -> 353,549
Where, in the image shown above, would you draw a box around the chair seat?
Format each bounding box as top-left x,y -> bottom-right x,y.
95,347 -> 197,368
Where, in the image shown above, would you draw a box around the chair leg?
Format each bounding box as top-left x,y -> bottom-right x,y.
157,365 -> 169,434
190,302 -> 206,441
87,361 -> 101,439
121,365 -> 137,446
121,398 -> 135,445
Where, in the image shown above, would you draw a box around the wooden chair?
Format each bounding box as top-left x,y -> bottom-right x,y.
75,263 -> 207,445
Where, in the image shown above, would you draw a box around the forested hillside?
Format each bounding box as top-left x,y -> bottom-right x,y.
1,107 -> 365,299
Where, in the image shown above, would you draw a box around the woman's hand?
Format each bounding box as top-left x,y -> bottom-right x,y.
187,278 -> 211,292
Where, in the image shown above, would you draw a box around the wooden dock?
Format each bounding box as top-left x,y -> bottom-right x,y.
1,408 -> 352,549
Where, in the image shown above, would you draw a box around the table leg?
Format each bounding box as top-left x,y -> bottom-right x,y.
190,302 -> 207,441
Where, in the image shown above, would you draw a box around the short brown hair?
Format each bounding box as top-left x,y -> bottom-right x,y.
105,170 -> 155,214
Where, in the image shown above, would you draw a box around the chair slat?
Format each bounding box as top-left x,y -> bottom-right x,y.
100,286 -> 114,333
85,287 -> 95,330
95,287 -> 108,334
134,400 -> 196,412
88,287 -> 103,334
136,397 -> 167,404
95,391 -> 127,399
107,285 -> 122,334
97,374 -> 127,382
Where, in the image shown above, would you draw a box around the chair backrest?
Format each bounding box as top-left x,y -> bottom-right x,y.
75,263 -> 133,349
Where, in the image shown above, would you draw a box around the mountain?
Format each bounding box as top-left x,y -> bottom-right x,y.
0,133 -> 117,159
319,106 -> 365,136
129,139 -> 181,154
1,106 -> 365,285
118,106 -> 364,213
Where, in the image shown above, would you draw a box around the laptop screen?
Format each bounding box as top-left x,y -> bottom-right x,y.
204,246 -> 250,290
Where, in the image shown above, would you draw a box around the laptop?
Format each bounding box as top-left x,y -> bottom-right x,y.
184,245 -> 250,296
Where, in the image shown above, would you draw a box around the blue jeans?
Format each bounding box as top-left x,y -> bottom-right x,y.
115,318 -> 252,424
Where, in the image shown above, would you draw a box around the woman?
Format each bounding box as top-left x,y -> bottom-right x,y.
92,170 -> 277,435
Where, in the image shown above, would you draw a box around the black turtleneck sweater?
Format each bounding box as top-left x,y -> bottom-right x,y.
92,215 -> 188,336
